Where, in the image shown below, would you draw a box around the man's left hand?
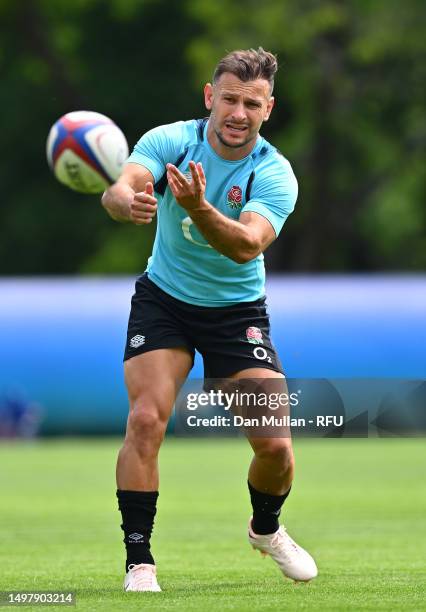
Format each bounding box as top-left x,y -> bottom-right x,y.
167,161 -> 208,211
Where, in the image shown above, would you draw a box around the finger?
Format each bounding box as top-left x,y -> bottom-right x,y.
167,169 -> 181,189
132,217 -> 153,225
197,162 -> 206,184
132,200 -> 157,212
145,181 -> 154,196
167,171 -> 180,196
130,202 -> 156,215
134,192 -> 157,205
168,171 -> 184,192
131,211 -> 156,221
189,161 -> 202,190
189,160 -> 198,176
190,161 -> 206,192
167,163 -> 188,185
131,207 -> 156,220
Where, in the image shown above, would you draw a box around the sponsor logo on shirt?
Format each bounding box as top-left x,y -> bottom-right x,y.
227,185 -> 243,210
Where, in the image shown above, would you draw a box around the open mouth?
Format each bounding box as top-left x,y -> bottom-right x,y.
225,123 -> 247,134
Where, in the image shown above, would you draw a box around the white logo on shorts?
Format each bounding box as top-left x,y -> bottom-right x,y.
253,346 -> 272,363
129,532 -> 144,542
130,334 -> 145,348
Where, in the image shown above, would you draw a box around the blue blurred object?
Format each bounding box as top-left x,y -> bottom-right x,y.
0,389 -> 42,438
0,276 -> 424,434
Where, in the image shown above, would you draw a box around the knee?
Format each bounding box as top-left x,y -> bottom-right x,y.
126,400 -> 166,445
255,441 -> 295,472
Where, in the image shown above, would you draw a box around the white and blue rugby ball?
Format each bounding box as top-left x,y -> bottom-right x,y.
46,111 -> 129,194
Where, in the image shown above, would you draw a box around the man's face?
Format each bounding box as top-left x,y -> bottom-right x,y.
204,73 -> 274,157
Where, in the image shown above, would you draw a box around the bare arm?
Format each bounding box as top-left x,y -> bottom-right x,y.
167,161 -> 276,263
190,207 -> 275,264
101,163 -> 157,224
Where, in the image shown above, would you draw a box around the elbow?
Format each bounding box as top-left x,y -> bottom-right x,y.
231,238 -> 262,264
232,252 -> 253,265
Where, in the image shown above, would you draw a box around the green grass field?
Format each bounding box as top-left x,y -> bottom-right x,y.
0,438 -> 425,611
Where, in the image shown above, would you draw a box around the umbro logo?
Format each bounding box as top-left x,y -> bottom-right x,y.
130,334 -> 145,348
128,532 -> 144,542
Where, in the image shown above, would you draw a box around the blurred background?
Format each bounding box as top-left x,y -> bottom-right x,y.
0,0 -> 425,435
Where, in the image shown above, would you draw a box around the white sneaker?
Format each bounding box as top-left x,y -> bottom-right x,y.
248,519 -> 318,582
124,563 -> 162,592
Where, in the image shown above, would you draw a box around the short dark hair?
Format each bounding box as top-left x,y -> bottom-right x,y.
213,47 -> 278,94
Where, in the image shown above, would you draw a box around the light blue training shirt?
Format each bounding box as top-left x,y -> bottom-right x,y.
127,118 -> 298,306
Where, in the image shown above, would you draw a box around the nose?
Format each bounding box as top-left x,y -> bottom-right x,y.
231,102 -> 247,123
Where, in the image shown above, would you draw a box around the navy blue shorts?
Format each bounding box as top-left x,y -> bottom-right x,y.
124,273 -> 283,378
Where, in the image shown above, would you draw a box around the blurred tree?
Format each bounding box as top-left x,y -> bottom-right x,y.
0,0 -> 424,274
0,0 -> 203,274
185,0 -> 426,271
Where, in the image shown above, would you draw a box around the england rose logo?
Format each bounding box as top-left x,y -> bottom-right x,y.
227,185 -> 243,210
246,326 -> 263,344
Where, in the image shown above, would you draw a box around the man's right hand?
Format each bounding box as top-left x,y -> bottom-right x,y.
130,182 -> 158,225
101,163 -> 156,223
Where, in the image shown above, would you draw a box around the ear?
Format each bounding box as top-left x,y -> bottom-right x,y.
263,96 -> 275,122
204,83 -> 214,111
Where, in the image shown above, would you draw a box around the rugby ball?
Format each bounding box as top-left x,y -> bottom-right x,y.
46,111 -> 129,194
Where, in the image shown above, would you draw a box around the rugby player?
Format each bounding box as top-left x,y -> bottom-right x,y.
102,47 -> 317,592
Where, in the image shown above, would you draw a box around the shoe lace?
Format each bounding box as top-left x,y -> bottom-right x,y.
270,527 -> 300,561
128,564 -> 155,589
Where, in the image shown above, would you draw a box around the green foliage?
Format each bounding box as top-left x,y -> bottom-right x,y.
81,220 -> 156,273
0,0 -> 201,275
186,0 -> 426,271
0,0 -> 424,273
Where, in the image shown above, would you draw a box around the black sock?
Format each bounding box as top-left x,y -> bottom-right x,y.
116,489 -> 159,571
248,481 -> 291,535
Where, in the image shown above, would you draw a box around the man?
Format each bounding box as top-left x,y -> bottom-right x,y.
102,47 -> 317,592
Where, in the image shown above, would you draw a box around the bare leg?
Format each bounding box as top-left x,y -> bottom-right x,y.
116,347 -> 193,491
229,368 -> 294,495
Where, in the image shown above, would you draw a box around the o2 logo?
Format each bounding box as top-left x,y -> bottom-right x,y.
253,346 -> 272,363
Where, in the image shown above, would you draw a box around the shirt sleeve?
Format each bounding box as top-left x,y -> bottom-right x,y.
126,122 -> 185,183
242,153 -> 298,236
